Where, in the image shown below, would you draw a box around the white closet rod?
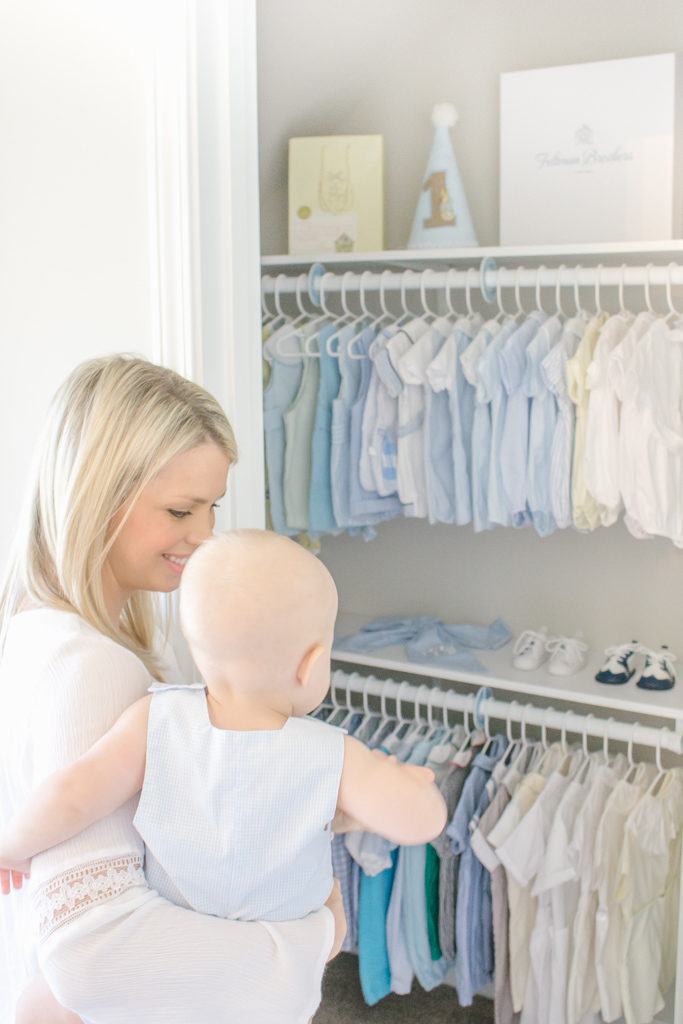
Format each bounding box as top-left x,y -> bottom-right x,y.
262,261 -> 683,302
332,670 -> 683,756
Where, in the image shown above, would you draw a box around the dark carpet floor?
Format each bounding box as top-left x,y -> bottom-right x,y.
313,953 -> 494,1023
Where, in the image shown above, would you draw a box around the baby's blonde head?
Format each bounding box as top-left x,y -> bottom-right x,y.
179,530 -> 338,688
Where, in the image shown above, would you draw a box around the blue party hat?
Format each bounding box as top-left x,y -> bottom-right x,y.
407,103 -> 478,249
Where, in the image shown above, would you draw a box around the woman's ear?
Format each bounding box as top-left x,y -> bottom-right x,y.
296,644 -> 324,688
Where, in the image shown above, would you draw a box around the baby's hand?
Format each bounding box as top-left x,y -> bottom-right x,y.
0,862 -> 30,895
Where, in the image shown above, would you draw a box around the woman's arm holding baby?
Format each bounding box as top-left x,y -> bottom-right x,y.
336,736 -> 447,845
0,695 -> 151,892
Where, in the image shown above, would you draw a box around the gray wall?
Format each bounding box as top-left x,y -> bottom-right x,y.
256,0 -> 683,653
257,0 -> 683,253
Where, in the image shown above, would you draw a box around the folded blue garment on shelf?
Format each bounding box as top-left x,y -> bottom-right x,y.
334,615 -> 512,672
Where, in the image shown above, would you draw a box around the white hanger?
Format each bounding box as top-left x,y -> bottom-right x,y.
665,261 -> 683,323
535,265 -> 547,315
554,265 -> 567,319
594,263 -> 604,316
326,270 -> 369,359
444,267 -> 462,319
261,274 -> 283,328
419,268 -> 439,322
643,262 -> 655,315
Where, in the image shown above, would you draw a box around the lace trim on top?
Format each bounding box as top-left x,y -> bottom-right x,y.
33,854 -> 145,940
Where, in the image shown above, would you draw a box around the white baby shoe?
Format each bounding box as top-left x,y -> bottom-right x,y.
512,627 -> 551,670
546,634 -> 588,676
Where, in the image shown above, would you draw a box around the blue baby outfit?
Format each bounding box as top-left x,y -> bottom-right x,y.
348,326 -> 404,525
134,685 -> 345,922
309,322 -> 342,535
498,310 -> 548,527
335,614 -> 512,674
263,326 -> 305,536
447,734 -> 507,1006
526,315 -> 563,536
474,317 -> 516,527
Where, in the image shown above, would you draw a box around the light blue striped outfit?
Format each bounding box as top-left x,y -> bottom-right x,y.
461,319 -> 509,532
330,324 -> 366,530
526,315 -> 563,536
427,315 -> 482,526
134,685 -> 345,922
498,311 -> 548,527
309,322 -> 342,535
475,317 -> 517,527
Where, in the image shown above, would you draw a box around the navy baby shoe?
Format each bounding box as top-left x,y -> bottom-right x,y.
595,641 -> 640,685
636,645 -> 677,691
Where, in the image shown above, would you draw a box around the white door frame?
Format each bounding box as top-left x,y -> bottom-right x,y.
146,0 -> 265,530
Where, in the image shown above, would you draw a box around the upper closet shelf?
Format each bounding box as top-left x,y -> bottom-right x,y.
261,240 -> 683,269
332,612 -> 683,726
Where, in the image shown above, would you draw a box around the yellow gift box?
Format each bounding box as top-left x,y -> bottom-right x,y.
288,135 -> 384,255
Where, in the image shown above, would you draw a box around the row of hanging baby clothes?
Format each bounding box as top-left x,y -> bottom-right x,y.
481,743 -> 683,1024
315,673 -> 683,1024
262,281 -> 683,546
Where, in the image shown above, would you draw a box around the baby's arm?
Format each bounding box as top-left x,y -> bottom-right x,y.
336,735 -> 447,845
0,695 -> 150,892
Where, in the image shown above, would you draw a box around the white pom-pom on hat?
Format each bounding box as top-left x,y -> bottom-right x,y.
431,103 -> 458,127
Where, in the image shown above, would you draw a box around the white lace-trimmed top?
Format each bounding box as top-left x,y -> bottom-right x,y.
0,609 -> 164,998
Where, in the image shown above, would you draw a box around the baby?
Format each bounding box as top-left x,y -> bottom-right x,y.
0,530 -> 446,1007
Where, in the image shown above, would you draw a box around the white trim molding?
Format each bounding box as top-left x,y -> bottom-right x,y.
146,0 -> 265,529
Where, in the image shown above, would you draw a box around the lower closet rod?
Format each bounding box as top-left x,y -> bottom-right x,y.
331,670 -> 683,756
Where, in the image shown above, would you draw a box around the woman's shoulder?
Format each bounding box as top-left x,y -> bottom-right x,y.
5,607 -> 149,682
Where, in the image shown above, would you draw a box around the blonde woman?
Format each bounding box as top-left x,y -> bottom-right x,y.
0,355 -> 343,1024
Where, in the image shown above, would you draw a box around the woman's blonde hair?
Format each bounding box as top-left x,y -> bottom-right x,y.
0,354 -> 238,676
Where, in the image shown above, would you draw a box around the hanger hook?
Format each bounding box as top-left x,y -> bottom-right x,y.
506,699 -> 519,743
573,263 -> 582,315
340,271 -> 356,318
665,262 -> 682,317
643,263 -> 654,314
420,269 -> 438,317
555,265 -> 566,317
295,273 -> 312,317
261,275 -> 275,319
594,264 -> 604,314
358,270 -> 374,318
361,676 -> 372,717
274,273 -> 288,318
514,265 -> 525,316
617,265 -> 627,315
496,267 -> 509,317
395,680 -> 411,723
535,265 -> 547,314
627,721 -> 636,766
465,267 -> 477,316
400,270 -> 418,317
655,728 -> 665,772
603,717 -> 614,759
445,267 -> 460,317
318,272 -> 337,318
583,713 -> 595,756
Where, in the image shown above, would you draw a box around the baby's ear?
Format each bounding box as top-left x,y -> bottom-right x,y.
296,644 -> 324,688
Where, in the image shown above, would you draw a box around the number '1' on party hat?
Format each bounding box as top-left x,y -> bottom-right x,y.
407,103 -> 478,249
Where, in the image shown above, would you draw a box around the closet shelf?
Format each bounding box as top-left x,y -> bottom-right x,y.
332,612 -> 683,727
261,240 -> 683,270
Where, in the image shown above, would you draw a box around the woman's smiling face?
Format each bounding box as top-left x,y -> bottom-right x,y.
102,440 -> 230,622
